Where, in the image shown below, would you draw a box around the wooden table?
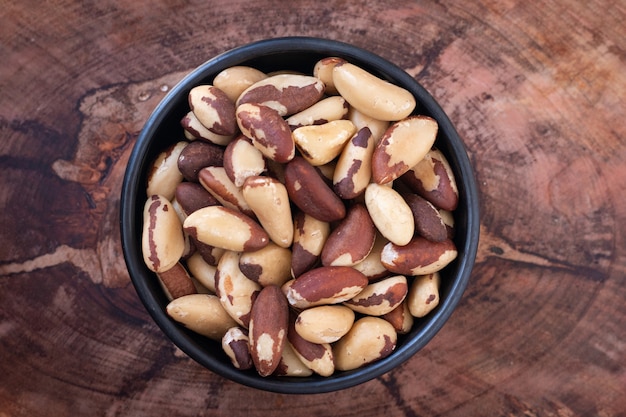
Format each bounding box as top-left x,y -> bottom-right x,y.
1,0 -> 624,415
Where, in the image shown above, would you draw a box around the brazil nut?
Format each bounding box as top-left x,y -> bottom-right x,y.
333,62 -> 416,121
333,317 -> 397,371
320,203 -> 375,267
371,115 -> 438,184
333,127 -> 375,199
344,275 -> 408,316
166,293 -> 238,341
183,206 -> 269,252
146,141 -> 186,200
407,273 -> 441,318
237,73 -> 325,116
381,237 -> 458,276
142,195 -> 185,273
188,85 -> 237,136
236,102 -> 295,163
364,182 -> 414,246
213,65 -> 268,103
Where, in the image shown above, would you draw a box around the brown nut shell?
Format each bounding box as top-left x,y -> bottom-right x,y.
404,193 -> 448,242
284,156 -> 345,223
249,285 -> 289,377
400,148 -> 459,211
237,74 -> 325,116
283,266 -> 368,308
188,85 -> 237,136
321,203 -> 375,267
236,103 -> 295,163
222,327 -> 253,370
291,211 -> 330,278
156,261 -> 197,300
177,140 -> 224,182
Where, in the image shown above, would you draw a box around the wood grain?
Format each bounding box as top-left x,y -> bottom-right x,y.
1,0 -> 625,415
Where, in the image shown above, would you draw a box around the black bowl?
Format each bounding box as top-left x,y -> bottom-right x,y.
120,36 -> 479,394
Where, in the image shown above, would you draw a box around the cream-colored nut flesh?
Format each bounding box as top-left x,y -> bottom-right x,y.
142,195 -> 185,273
186,252 -> 218,293
166,294 -> 238,341
242,176 -> 294,248
293,119 -> 356,166
333,62 -> 416,121
215,251 -> 262,327
183,206 -> 269,252
407,273 -> 441,318
372,115 -> 438,184
286,96 -> 349,128
333,317 -> 397,371
213,65 -> 268,103
295,305 -> 355,344
146,141 -> 186,201
364,183 -> 414,246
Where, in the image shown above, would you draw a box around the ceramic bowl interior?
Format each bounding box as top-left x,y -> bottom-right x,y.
120,36 -> 480,394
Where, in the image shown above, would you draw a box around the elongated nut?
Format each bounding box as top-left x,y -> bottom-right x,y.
404,193 -> 448,242
295,305 -> 355,344
274,341 -> 314,377
293,119 -> 356,166
166,293 -> 238,341
213,65 -> 268,103
284,157 -> 346,222
249,285 -> 289,376
186,252 -> 218,293
188,85 -> 237,136
146,141 -> 187,200
313,57 -> 346,95
223,135 -> 266,187
287,312 -> 335,376
142,195 -> 185,273
333,62 -> 416,121
381,237 -> 457,275
400,148 -> 459,211
291,211 -> 330,278
157,261 -> 197,300
183,206 -> 269,252
364,183 -> 414,246
181,110 -> 234,146
238,242 -> 292,287
236,103 -> 295,163
198,166 -> 254,217
222,327 -> 253,370
321,203 -> 375,267
286,96 -> 349,129
407,273 -> 440,318
372,116 -> 438,184
333,127 -> 375,199
283,266 -> 368,308
177,140 -> 224,182
333,317 -> 397,371
237,73 -> 325,116
242,176 -> 293,248
215,251 -> 262,327
344,275 -> 408,316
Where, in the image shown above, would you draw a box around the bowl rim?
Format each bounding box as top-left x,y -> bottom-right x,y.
120,36 -> 480,394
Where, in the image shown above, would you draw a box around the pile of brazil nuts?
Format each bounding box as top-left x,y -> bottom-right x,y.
141,57 -> 460,377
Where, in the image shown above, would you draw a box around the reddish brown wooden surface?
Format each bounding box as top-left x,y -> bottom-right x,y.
1,0 -> 625,415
